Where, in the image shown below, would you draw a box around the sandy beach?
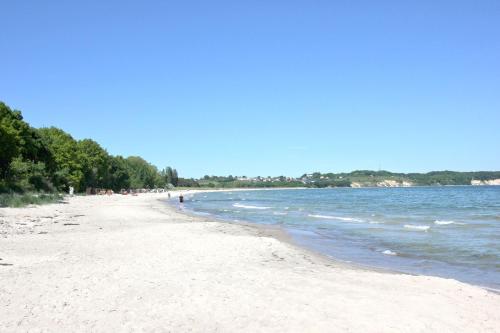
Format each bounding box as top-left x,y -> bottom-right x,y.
1,192 -> 499,332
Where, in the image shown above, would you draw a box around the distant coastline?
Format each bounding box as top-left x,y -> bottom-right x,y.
190,171 -> 500,189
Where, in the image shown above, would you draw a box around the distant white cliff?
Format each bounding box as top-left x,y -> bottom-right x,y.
470,179 -> 500,186
350,180 -> 414,188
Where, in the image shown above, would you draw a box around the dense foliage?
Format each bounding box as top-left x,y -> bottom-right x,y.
0,102 -> 177,195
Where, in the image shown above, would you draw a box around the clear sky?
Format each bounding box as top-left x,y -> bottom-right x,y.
1,1 -> 499,178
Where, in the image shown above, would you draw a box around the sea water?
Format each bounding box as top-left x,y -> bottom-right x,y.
179,187 -> 500,289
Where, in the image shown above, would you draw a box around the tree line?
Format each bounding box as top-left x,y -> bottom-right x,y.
0,101 -> 179,194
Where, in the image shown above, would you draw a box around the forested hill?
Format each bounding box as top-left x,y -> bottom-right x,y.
1,101 -> 178,194
191,170 -> 500,188
298,170 -> 500,187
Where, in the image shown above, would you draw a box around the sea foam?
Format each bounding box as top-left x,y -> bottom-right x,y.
434,220 -> 455,225
382,249 -> 397,256
233,203 -> 271,210
308,214 -> 363,222
404,224 -> 430,231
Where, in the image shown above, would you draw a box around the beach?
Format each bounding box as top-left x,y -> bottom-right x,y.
1,192 -> 499,332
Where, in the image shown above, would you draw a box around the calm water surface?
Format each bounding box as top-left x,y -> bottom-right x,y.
178,187 -> 500,289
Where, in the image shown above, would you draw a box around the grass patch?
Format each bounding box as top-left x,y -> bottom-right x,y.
0,193 -> 63,208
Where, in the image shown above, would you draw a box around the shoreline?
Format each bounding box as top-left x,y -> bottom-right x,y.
167,192 -> 400,276
1,192 -> 499,331
174,188 -> 500,293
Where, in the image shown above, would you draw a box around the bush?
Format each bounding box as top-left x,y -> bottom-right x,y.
0,192 -> 63,207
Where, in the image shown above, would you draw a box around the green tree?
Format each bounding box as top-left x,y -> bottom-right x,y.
77,139 -> 110,189
172,169 -> 179,186
38,127 -> 83,191
0,104 -> 22,178
125,156 -> 158,189
0,102 -> 55,192
164,166 -> 174,185
106,156 -> 130,191
7,158 -> 53,192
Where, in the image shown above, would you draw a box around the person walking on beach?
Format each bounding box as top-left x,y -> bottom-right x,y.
179,194 -> 184,203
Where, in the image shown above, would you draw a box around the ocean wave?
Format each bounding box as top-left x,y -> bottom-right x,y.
273,212 -> 288,215
308,214 -> 363,222
404,224 -> 430,231
382,249 -> 397,256
434,220 -> 455,225
233,203 -> 271,210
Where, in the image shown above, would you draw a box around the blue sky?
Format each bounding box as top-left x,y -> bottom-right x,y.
1,1 -> 499,178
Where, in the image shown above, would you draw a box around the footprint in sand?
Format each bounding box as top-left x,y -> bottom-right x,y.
0,258 -> 13,266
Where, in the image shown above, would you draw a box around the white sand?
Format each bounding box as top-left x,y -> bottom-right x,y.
1,192 -> 499,332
